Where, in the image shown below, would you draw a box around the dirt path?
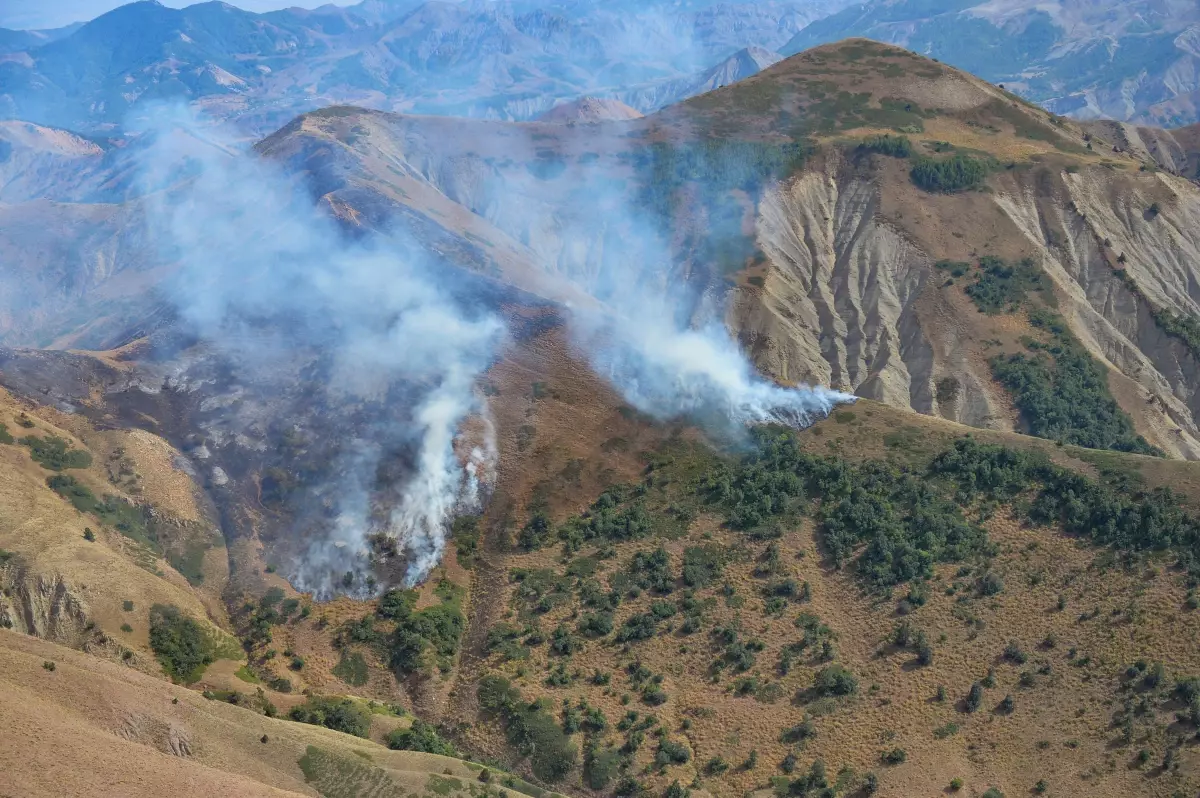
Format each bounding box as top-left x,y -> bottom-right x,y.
444,510 -> 511,733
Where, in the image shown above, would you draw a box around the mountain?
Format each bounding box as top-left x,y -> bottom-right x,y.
9,36 -> 1200,798
0,0 -> 840,137
0,23 -> 81,55
538,96 -> 642,123
783,0 -> 1200,126
615,45 -> 785,112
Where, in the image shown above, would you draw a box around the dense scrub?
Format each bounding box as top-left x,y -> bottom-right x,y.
1113,268 -> 1200,362
289,696 -> 372,738
479,675 -> 578,782
335,578 -> 466,678
910,154 -> 988,192
990,311 -> 1160,455
19,434 -> 92,471
386,719 -> 459,755
941,257 -> 1154,455
149,604 -> 215,684
946,256 -> 1047,315
858,134 -> 912,158
526,418 -> 1199,590
631,139 -> 810,213
932,438 -> 1200,568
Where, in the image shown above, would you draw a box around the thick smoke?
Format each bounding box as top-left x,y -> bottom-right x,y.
137,109 -> 502,596
134,100 -> 851,599
586,315 -> 852,431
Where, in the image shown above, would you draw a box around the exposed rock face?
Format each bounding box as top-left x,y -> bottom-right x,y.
0,565 -> 91,646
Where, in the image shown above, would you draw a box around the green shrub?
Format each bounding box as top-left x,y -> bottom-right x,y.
19,435 -> 92,471
585,744 -> 621,789
859,134 -> 912,158
681,544 -> 723,587
963,256 -> 1046,315
0,423 -> 12,445
289,696 -> 371,738
910,154 -> 988,192
386,719 -> 457,755
149,604 -> 215,684
812,664 -> 858,697
990,311 -> 1160,455
478,676 -> 578,781
965,681 -> 984,713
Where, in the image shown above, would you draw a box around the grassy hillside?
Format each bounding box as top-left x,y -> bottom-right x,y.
0,628 -> 564,798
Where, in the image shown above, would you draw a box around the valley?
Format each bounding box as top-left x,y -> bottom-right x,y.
5,26 -> 1200,798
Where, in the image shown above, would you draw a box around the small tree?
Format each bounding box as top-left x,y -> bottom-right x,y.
965,681 -> 984,713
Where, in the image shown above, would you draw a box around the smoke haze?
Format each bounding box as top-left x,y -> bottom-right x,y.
133,103 -> 850,597
139,109 -> 502,597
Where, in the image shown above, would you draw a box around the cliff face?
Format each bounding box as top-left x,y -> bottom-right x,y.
728,149 -> 1200,458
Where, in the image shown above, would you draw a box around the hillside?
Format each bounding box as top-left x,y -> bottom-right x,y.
8,34 -> 1200,798
784,0 -> 1200,126
248,40 -> 1200,460
0,628 -> 564,798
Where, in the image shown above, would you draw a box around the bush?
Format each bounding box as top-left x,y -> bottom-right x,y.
859,134 -> 912,158
881,747 -> 907,765
656,737 -> 690,765
812,664 -> 858,697
289,696 -> 371,738
19,435 -> 92,471
586,745 -> 621,789
149,604 -> 215,684
910,154 -> 988,192
386,719 -> 457,755
965,681 -> 984,713
780,715 -> 817,743
384,582 -> 464,675
616,612 -> 661,643
477,676 -> 577,782
681,545 -> 723,588
519,509 -> 553,551
577,611 -> 614,638
989,312 -> 1160,455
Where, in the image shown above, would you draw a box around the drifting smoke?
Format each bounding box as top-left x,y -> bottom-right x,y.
137,109 -> 501,596
134,99 -> 852,598
587,317 -> 853,431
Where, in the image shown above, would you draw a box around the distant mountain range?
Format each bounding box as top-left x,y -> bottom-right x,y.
2,0 -> 1200,137
784,0 -> 1200,127
0,0 -> 841,137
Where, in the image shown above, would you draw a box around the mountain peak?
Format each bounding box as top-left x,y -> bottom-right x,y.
538,96 -> 644,123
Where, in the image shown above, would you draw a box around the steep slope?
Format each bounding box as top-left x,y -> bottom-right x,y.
10,36 -> 1200,798
250,40 -> 1200,459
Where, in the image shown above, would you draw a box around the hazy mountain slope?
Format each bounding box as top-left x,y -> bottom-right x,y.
247,40 -> 1200,458
783,0 -> 1200,125
538,97 -> 643,123
0,0 -> 839,136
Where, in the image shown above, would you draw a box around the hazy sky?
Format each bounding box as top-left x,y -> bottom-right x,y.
1,0 -> 338,30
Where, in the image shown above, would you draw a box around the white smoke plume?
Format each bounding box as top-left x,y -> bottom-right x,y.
137,108 -> 502,596
586,316 -> 853,431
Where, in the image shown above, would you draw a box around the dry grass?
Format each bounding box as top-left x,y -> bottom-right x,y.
0,628 -> 543,798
